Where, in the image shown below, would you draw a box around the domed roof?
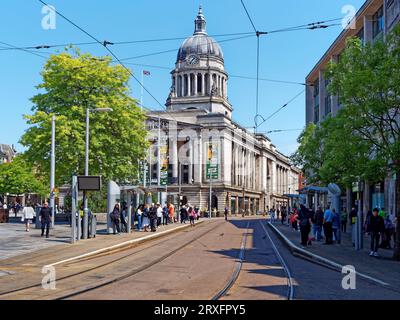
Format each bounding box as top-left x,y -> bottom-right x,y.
177,6 -> 224,63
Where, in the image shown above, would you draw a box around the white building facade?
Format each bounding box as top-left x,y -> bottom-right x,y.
144,7 -> 301,214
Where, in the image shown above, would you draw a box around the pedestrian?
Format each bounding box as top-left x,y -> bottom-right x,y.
142,204 -> 150,232
120,202 -> 128,233
379,208 -> 386,219
297,205 -> 312,246
22,203 -> 35,232
313,207 -> 324,241
110,203 -> 121,235
40,202 -> 52,238
189,206 -> 196,227
224,207 -> 229,221
323,206 -> 334,245
156,203 -> 163,228
381,213 -> 395,249
290,209 -> 299,231
369,208 -> 385,257
162,204 -> 169,225
281,208 -> 287,226
136,205 -> 143,231
332,209 -> 341,244
168,203 -> 175,224
270,208 -> 276,224
341,208 -> 348,233
195,207 -> 200,220
180,205 -> 188,224
14,202 -> 22,218
149,203 -> 158,232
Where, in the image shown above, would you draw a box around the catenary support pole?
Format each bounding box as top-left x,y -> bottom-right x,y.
50,114 -> 56,229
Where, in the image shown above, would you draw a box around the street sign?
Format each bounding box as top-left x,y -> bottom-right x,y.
206,164 -> 219,179
160,170 -> 168,186
77,176 -> 102,191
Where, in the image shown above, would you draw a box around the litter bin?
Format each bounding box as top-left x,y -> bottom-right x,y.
0,209 -> 9,223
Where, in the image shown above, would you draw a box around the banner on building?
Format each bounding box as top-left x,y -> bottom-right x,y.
160,139 -> 169,186
206,141 -> 220,180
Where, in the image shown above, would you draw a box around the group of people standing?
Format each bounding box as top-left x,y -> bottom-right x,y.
110,202 -> 201,234
276,204 -> 397,258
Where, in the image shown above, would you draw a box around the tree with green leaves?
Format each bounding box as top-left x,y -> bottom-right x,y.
20,50 -> 149,187
294,25 -> 400,260
0,156 -> 47,198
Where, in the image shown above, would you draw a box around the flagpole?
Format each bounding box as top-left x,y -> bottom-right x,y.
140,70 -> 144,111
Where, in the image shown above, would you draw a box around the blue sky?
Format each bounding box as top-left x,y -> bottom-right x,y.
1,0 -> 365,155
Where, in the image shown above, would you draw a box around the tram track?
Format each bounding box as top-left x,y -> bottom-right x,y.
0,220 -> 222,299
213,220 -> 294,300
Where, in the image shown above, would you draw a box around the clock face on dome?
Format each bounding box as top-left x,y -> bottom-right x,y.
187,54 -> 199,65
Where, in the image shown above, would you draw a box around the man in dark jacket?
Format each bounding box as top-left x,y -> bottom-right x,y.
369,208 -> 385,257
40,202 -> 52,238
149,204 -> 158,232
298,205 -> 312,246
313,207 -> 324,241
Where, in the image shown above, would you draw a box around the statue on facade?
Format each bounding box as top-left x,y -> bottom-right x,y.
211,82 -> 218,97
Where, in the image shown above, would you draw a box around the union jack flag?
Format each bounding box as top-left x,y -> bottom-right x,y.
143,70 -> 151,76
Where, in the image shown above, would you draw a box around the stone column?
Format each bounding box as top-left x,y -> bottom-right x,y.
201,73 -> 205,96
171,138 -> 178,183
188,140 -> 193,184
194,74 -> 198,97
188,74 -> 192,97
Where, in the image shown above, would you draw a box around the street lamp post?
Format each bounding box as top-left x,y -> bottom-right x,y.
50,114 -> 56,228
83,107 -> 113,239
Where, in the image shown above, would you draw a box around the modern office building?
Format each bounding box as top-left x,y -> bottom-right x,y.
304,0 -> 399,214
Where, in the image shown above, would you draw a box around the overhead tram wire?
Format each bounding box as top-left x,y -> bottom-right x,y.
37,0 -> 169,115
35,0 -> 200,128
0,32 -> 254,52
255,90 -> 305,130
0,41 -> 48,59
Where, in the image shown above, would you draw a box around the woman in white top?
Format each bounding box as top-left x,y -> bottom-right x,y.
22,204 -> 35,232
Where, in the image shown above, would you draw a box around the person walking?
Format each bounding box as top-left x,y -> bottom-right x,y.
149,204 -> 158,232
332,209 -> 341,244
270,208 -> 276,224
162,204 -> 169,226
313,207 -> 324,241
341,208 -> 348,233
297,205 -> 312,246
168,203 -> 175,224
110,203 -> 121,235
381,213 -> 395,249
369,208 -> 385,257
142,204 -> 150,232
189,206 -> 196,227
40,202 -> 52,238
180,205 -> 188,224
120,202 -> 128,233
281,208 -> 287,226
224,207 -> 229,221
22,203 -> 35,232
323,206 -> 334,245
136,205 -> 143,231
156,203 -> 163,228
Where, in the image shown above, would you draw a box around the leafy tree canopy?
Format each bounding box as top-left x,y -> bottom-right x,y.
20,49 -> 149,186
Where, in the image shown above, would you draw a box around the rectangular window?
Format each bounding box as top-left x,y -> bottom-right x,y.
313,79 -> 320,123
357,28 -> 365,45
372,6 -> 384,40
325,95 -> 332,115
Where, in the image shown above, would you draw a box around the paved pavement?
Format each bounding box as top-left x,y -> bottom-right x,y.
269,220 -> 400,289
0,219 -> 199,263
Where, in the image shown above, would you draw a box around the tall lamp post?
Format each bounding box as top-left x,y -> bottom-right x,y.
83,107 -> 113,239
